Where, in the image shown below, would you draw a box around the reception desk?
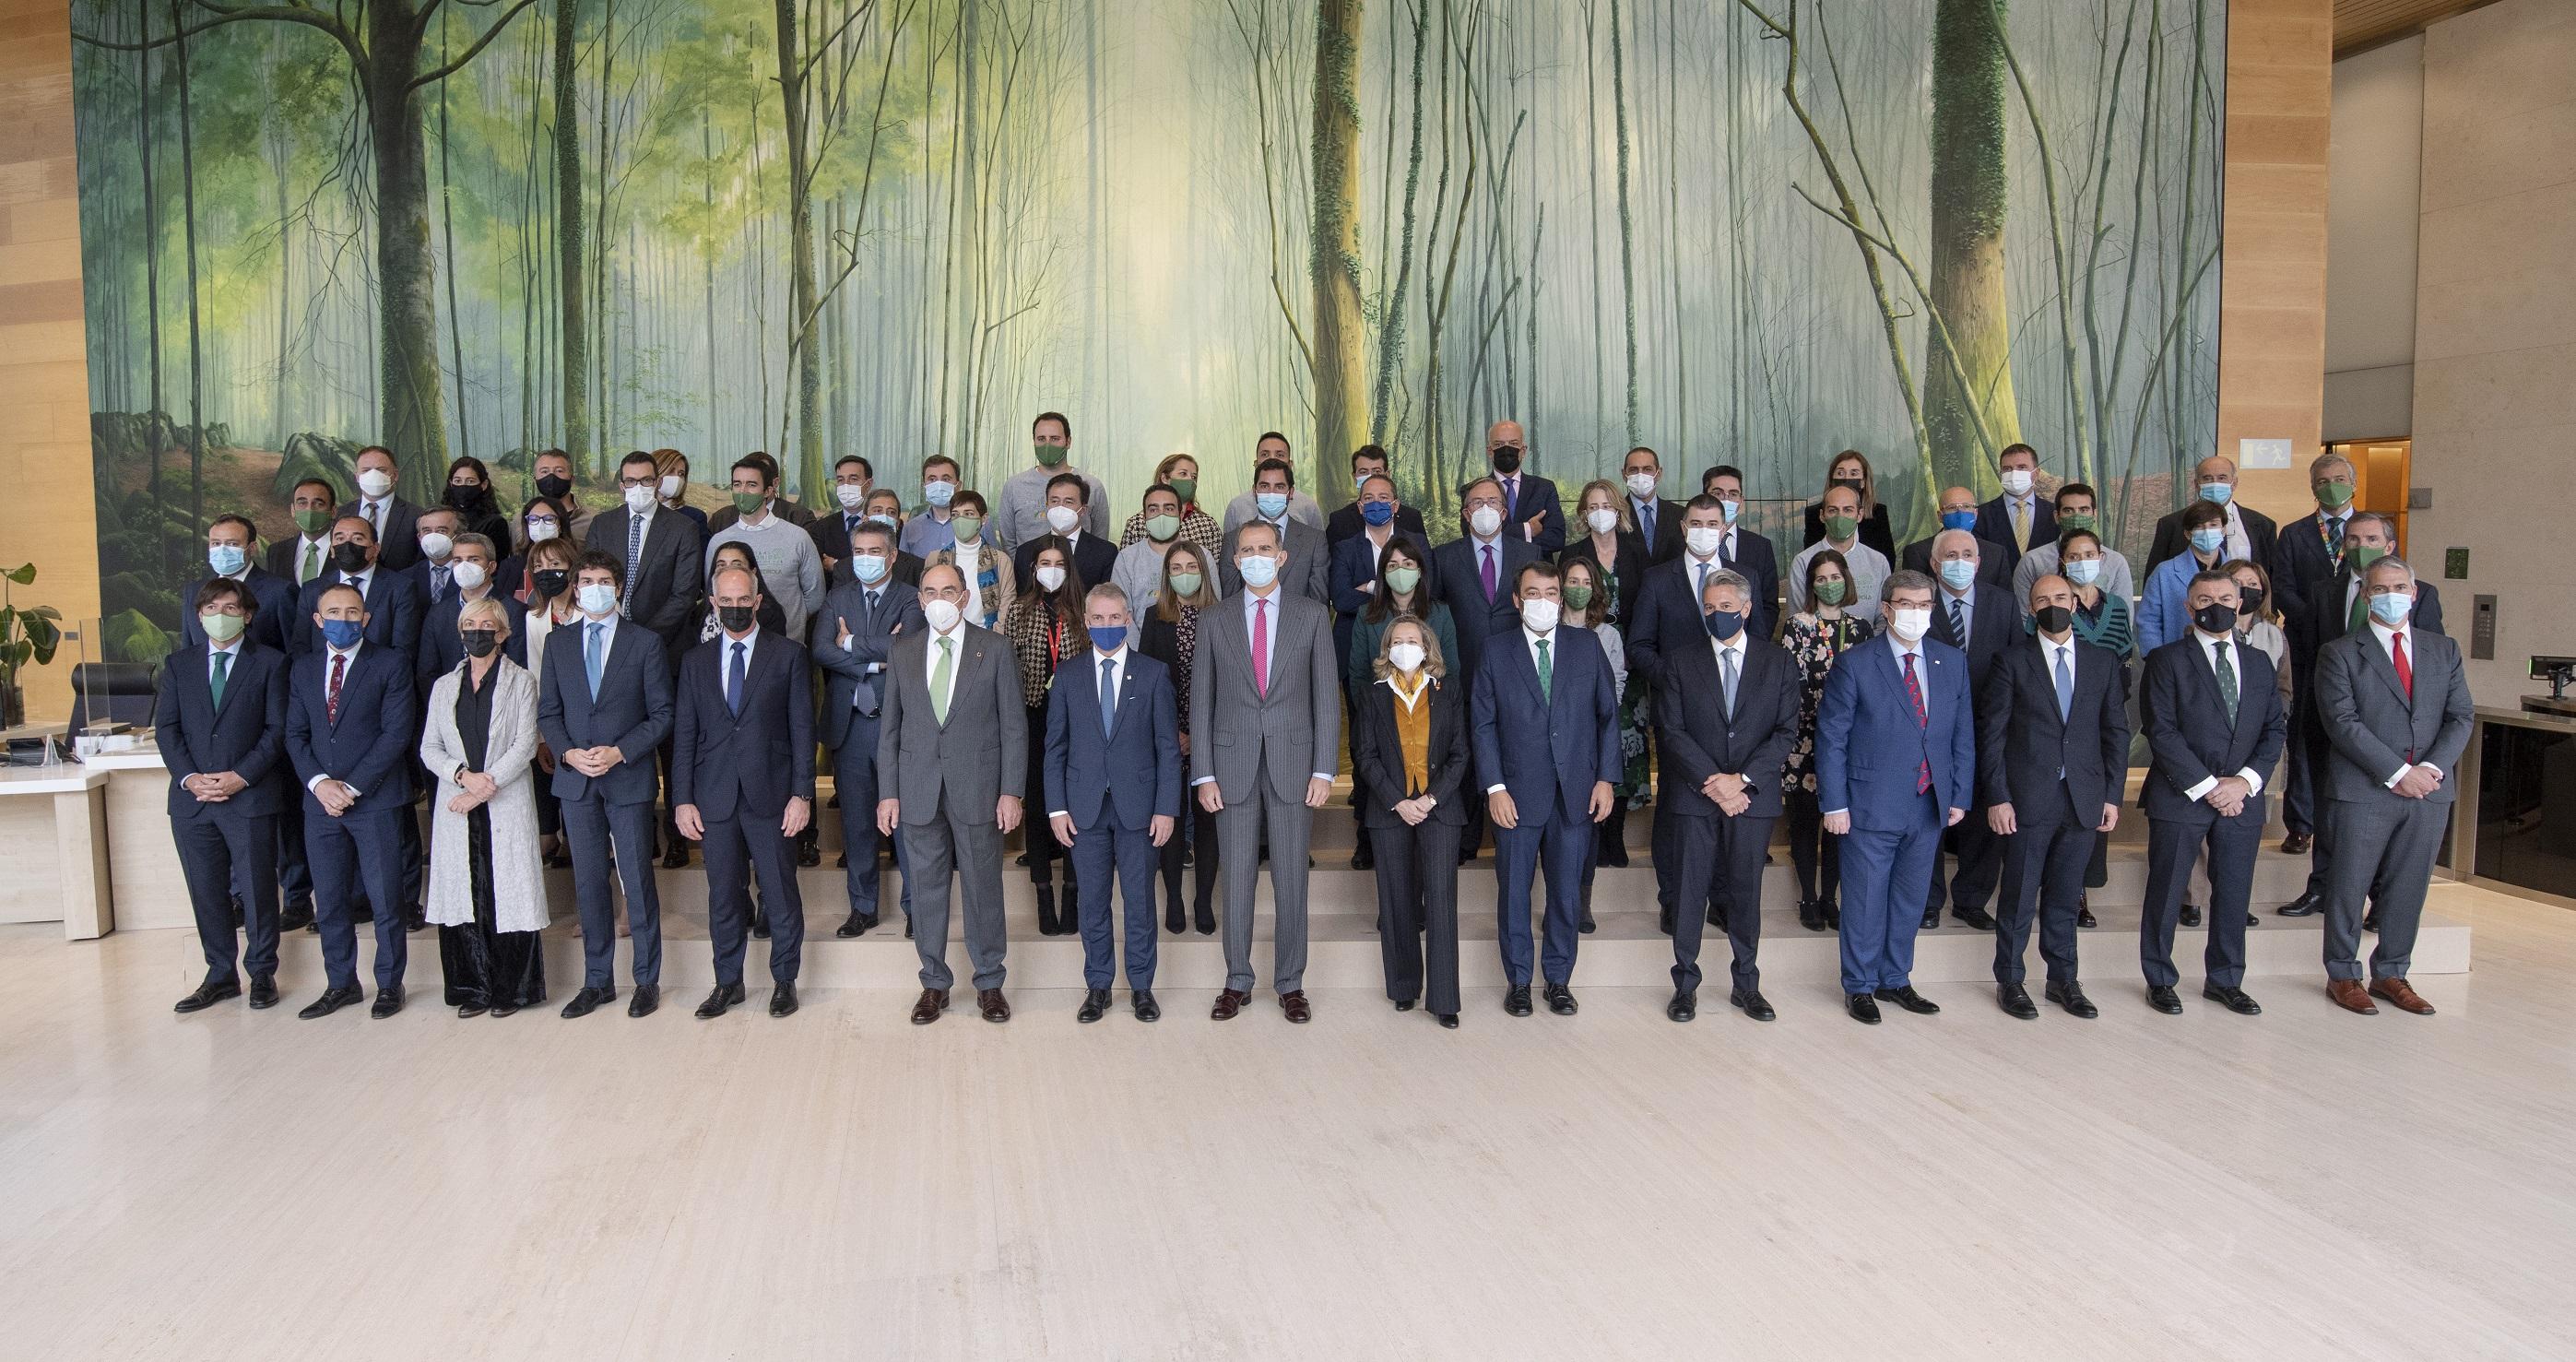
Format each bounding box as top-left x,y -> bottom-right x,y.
2457,704 -> 2576,906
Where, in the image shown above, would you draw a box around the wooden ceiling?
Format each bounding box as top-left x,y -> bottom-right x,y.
2334,0 -> 2503,55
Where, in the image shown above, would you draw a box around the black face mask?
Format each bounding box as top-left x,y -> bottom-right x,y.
1490,444 -> 1523,475
460,630 -> 500,658
2193,602 -> 2239,634
2032,604 -> 2074,634
2239,586 -> 2265,618
331,542 -> 372,574
443,482 -> 487,511
531,569 -> 570,599
535,473 -> 573,500
716,604 -> 758,634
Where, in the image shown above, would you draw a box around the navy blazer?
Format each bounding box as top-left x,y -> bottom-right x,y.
1469,624 -> 1619,826
1976,636 -> 2131,821
2270,509 -> 2346,621
1328,533 -> 1408,660
1974,495 -> 2057,573
1043,647 -> 1183,831
1814,635 -> 1978,829
587,503 -> 709,659
1653,634 -> 1802,820
1459,472 -> 1566,554
154,641 -> 292,819
810,512 -> 927,588
1350,675 -> 1470,828
291,566 -> 425,657
1429,534 -> 1539,685
672,631 -> 816,823
179,567 -> 299,654
809,576 -> 928,749
341,496 -> 426,572
2138,635 -> 2288,825
535,617 -> 673,806
413,592 -> 530,692
1627,549 -> 1777,688
283,643 -> 419,816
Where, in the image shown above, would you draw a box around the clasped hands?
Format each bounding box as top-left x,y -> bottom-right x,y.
2392,764 -> 2443,799
182,771 -> 246,802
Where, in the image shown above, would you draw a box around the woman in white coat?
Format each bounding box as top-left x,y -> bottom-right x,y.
419,597 -> 549,1016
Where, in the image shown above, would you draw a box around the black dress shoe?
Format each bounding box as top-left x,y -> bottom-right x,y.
1350,845 -> 1374,871
627,985 -> 659,1018
247,977 -> 278,1010
2202,983 -> 2262,1015
1730,988 -> 1776,1022
1033,882 -> 1058,937
1996,983 -> 2038,1020
174,979 -> 242,1013
2362,908 -> 2381,932
490,1003 -> 519,1018
1874,986 -> 1940,1015
369,986 -> 404,1019
2243,906 -> 2259,929
1394,998 -> 1416,1012
279,903 -> 315,932
1658,906 -> 1676,936
1920,908 -> 1942,930
1504,985 -> 1533,1017
836,911 -> 876,938
660,842 -> 690,870
298,985 -> 364,1019
2275,892 -> 2324,918
769,983 -> 799,1017
2045,980 -> 2099,1019
456,1002 -> 489,1019
1132,989 -> 1161,1022
560,986 -> 614,1019
1544,982 -> 1578,1015
1580,904 -> 1597,934
797,840 -> 821,869
401,906 -> 427,933
1667,991 -> 1697,1022
695,982 -> 747,1019
837,851 -> 848,869
1077,989 -> 1110,1023
2146,984 -> 2184,1014
1952,906 -> 1997,931
2077,906 -> 2097,929
2280,831 -> 2312,855
1436,1013 -> 1459,1028
1706,904 -> 1727,929
2180,904 -> 2204,928
1845,992 -> 1882,1024
1798,899 -> 1826,932
750,904 -> 771,940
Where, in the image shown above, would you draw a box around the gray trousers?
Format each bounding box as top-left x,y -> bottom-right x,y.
2322,796 -> 2445,981
903,802 -> 1009,991
1213,755 -> 1315,995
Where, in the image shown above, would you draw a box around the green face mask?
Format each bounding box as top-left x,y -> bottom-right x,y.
2346,543 -> 2385,570
951,515 -> 984,543
2315,480 -> 2355,509
1035,443 -> 1068,468
731,491 -> 766,515
1383,565 -> 1422,596
1814,578 -> 1849,606
2057,512 -> 2096,534
1166,571 -> 1202,598
1824,514 -> 1858,541
1562,582 -> 1594,611
1168,477 -> 1197,503
1145,514 -> 1181,542
293,507 -> 332,536
199,611 -> 246,643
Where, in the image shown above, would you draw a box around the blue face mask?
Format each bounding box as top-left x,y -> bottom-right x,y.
2189,527 -> 2226,556
867,513 -> 898,529
1940,509 -> 1977,533
2368,591 -> 2413,625
924,480 -> 956,508
319,617 -> 365,650
1703,609 -> 1743,641
1939,559 -> 1978,590
1255,492 -> 1290,520
1088,626 -> 1126,652
853,552 -> 890,585
1360,500 -> 1395,527
1238,554 -> 1281,589
207,543 -> 247,576
2198,481 -> 2234,505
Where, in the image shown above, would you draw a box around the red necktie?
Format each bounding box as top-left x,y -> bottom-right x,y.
1251,597 -> 1270,698
326,652 -> 347,726
1902,652 -> 1931,794
2391,633 -> 2413,701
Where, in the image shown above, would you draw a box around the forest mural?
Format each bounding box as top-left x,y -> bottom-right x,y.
69,0 -> 2226,657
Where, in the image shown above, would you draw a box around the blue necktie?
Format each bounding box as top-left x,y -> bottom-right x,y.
585,623 -> 605,701
727,641 -> 747,717
2052,645 -> 2073,722
1100,657 -> 1117,739
1637,500 -> 1656,544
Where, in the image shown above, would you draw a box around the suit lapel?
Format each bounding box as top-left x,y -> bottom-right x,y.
2364,630 -> 2416,716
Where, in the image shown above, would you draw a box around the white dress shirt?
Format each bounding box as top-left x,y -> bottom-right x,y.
1485,624 -> 1566,794
207,637 -> 243,689
924,621 -> 967,713
306,640 -> 368,795
2369,619 -> 2433,789
2180,628 -> 2266,802
1818,634 -> 1927,819
1047,645 -> 1127,819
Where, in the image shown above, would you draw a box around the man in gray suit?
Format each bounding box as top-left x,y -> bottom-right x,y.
2313,554 -> 2474,1016
1192,519 -> 1341,1023
877,563 -> 1026,1024
1217,457 -> 1332,605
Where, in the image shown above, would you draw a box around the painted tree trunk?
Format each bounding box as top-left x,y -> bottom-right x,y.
775,0 -> 823,496
1308,0 -> 1368,510
368,9 -> 450,497
1922,0 -> 2021,496
553,0 -> 589,468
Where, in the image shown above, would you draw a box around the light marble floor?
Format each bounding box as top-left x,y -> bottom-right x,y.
3,884 -> 2573,1360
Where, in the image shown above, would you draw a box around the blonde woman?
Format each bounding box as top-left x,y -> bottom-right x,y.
652,447 -> 706,534
1120,453 -> 1223,552
1800,449 -> 1896,561
1559,479 -> 1648,630
419,598 -> 549,1016
1352,615 -> 1467,1028
925,489 -> 1017,630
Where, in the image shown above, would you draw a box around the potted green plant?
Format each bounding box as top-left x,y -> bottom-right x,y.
1,563 -> 65,730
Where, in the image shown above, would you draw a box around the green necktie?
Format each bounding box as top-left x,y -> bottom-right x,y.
930,635 -> 954,724
2346,586 -> 2369,635
301,540 -> 321,585
2214,639 -> 2239,723
209,649 -> 230,709
1535,636 -> 1553,704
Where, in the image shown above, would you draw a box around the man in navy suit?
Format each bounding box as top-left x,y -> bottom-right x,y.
399,505 -> 468,612
283,582 -> 419,1019
161,579 -> 294,1013
811,522 -> 924,937
1434,477 -> 1537,861
2268,452 -> 2361,856
1045,584 -> 1183,1022
341,444 -> 426,573
1472,561 -> 1618,1017
537,551 -> 675,1020
1973,443 -> 2056,574
180,515 -> 298,654
412,533 -> 526,684
1620,446 -> 1684,564
1923,529 -> 2016,931
2138,569 -> 2286,1015
1329,472 -> 1412,664
1322,445 -> 1426,550
1656,569 -> 1801,1023
1981,573 -> 2131,1020
1816,571 -> 1975,1024
268,477 -> 339,588
1471,419 -> 1566,554
673,564 -> 816,1019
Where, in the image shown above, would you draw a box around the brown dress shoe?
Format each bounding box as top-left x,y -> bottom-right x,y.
2326,978 -> 2380,1015
1211,989 -> 1248,1021
909,989 -> 950,1024
2369,977 -> 2436,1015
1279,990 -> 1312,1024
977,989 -> 1011,1023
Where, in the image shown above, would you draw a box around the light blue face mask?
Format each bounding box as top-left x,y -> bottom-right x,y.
207,543 -> 248,576
1939,559 -> 1978,590
924,480 -> 956,508
2198,482 -> 2234,506
1238,554 -> 1281,589
2189,527 -> 2226,556
2368,591 -> 2413,625
2063,558 -> 2102,586
854,552 -> 890,585
1255,492 -> 1290,520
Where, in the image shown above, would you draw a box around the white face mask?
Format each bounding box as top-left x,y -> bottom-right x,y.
1625,471 -> 1658,499
1685,526 -> 1725,559
576,583 -> 620,616
658,473 -> 683,500
624,484 -> 656,515
525,519 -> 559,543
1388,641 -> 1426,673
450,561 -> 489,592
835,483 -> 869,510
357,468 -> 394,499
1889,607 -> 1932,643
922,598 -> 963,633
1469,505 -> 1503,539
1046,504 -> 1081,534
1584,507 -> 1619,536
2000,468 -> 2035,497
419,532 -> 454,561
1034,565 -> 1067,592
1520,598 -> 1561,634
